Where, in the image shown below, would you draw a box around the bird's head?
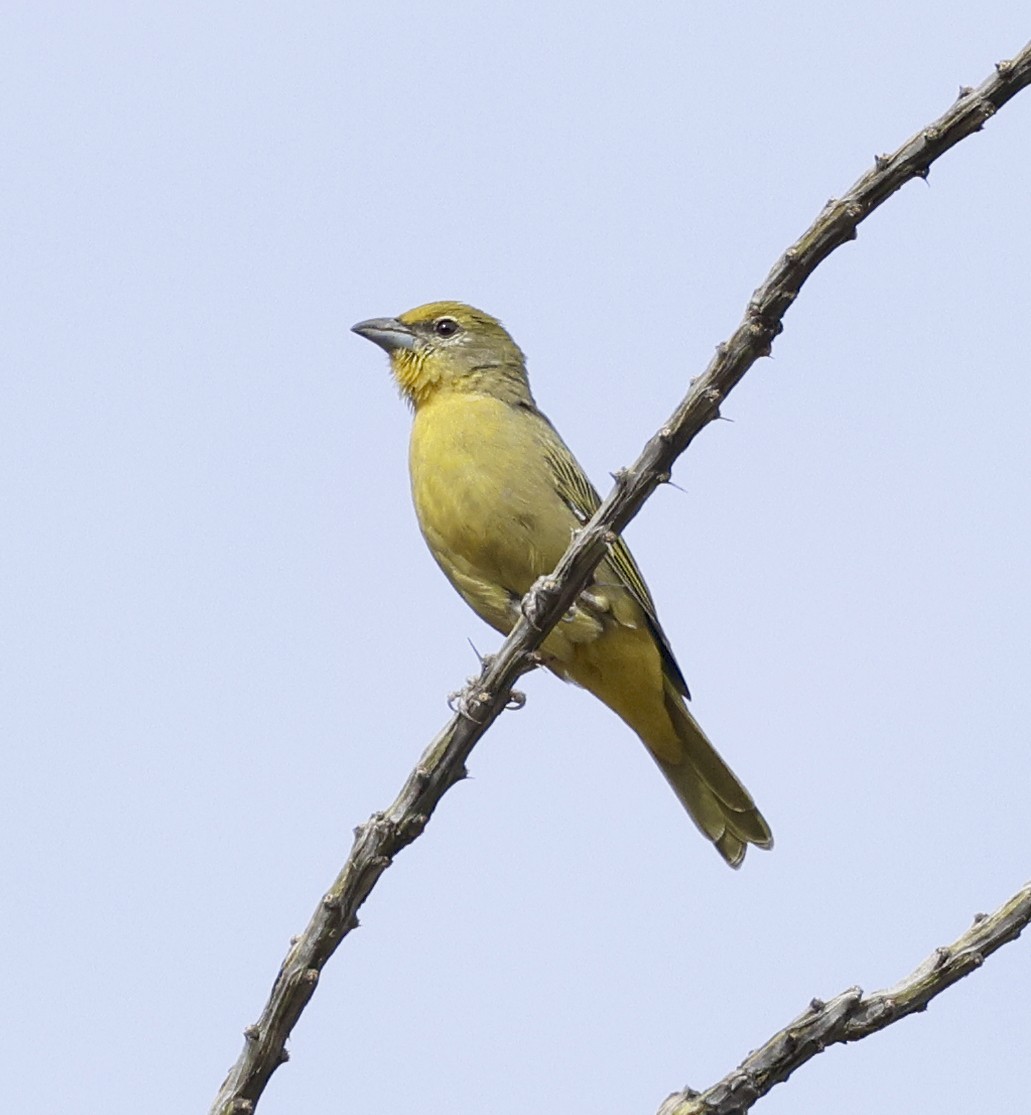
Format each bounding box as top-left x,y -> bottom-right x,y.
352,301 -> 532,409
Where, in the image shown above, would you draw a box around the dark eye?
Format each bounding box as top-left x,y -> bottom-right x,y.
434,317 -> 460,338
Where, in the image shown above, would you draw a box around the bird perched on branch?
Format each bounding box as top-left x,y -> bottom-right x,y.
352,301 -> 772,866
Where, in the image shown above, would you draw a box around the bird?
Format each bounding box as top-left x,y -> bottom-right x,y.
352,301 -> 772,866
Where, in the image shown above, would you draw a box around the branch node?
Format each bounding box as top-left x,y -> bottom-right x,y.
230,1101 -> 254,1114
923,125 -> 941,142
996,57 -> 1013,75
303,968 -> 319,986
353,813 -> 383,840
874,152 -> 891,170
957,84 -> 974,99
321,893 -> 339,911
243,1024 -> 260,1042
278,1047 -> 290,1065
402,813 -> 429,838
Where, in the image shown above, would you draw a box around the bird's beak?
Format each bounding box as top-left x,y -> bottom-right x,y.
351,317 -> 417,354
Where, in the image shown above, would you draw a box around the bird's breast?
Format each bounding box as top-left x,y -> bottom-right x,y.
408,393 -> 570,597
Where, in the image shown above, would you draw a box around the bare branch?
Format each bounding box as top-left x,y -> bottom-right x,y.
209,40 -> 1031,1115
657,882 -> 1031,1115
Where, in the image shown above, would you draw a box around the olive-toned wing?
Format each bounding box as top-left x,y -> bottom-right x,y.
536,411 -> 691,699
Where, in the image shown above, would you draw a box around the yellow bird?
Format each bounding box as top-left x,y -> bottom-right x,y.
352,302 -> 772,866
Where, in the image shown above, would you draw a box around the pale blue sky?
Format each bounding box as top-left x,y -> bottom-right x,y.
2,5 -> 1029,1114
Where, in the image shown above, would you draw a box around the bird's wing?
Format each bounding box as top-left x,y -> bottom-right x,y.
532,408 -> 692,699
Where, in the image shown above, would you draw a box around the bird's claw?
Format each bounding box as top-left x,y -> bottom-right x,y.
521,576 -> 558,629
448,682 -> 491,722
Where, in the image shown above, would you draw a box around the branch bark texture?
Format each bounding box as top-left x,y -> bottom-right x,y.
210,40 -> 1031,1115
657,882 -> 1031,1115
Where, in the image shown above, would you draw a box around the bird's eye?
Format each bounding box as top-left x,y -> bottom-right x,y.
433,317 -> 460,338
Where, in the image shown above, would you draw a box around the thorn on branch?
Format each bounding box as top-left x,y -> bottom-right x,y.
874,153 -> 891,170
278,1048 -> 290,1065
957,84 -> 974,99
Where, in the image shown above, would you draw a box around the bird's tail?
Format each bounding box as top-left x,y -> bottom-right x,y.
652,680 -> 773,868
